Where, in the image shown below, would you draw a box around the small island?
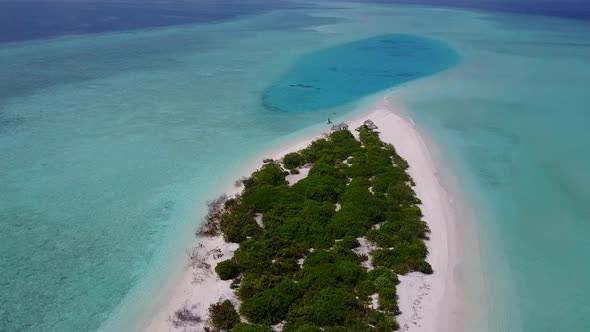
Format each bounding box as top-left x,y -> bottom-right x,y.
170,123 -> 432,332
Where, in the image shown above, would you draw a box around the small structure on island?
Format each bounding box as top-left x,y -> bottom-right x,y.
363,119 -> 378,130
331,122 -> 349,131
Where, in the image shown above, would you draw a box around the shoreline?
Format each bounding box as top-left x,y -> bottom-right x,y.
374,100 -> 454,331
141,122 -> 333,332
143,98 -> 463,332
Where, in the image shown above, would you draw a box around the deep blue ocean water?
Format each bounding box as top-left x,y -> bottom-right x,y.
351,0 -> 590,21
263,34 -> 459,112
0,0 -> 300,43
2,0 -> 590,44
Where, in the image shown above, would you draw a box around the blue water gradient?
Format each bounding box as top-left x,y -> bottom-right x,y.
2,0 -> 590,43
0,0 -> 300,43
263,34 -> 459,112
341,0 -> 590,21
0,12 -> 458,330
3,2 -> 590,332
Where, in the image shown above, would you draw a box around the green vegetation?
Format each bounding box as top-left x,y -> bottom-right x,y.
230,323 -> 274,332
283,152 -> 305,170
209,300 -> 241,331
210,126 -> 430,331
215,259 -> 241,280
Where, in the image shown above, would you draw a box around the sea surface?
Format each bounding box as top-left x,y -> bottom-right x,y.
0,5 -> 458,331
0,0 -> 301,43
1,1 -> 590,331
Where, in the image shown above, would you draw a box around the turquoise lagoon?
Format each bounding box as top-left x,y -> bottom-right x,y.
263,34 -> 459,112
0,9 -> 457,332
2,2 -> 590,332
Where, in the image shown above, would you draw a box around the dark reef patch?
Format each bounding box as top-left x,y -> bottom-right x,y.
262,34 -> 460,113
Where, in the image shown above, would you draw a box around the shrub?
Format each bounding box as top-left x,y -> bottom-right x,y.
286,287 -> 361,327
250,163 -> 288,187
369,267 -> 400,286
366,229 -> 397,248
219,202 -> 262,243
307,158 -> 346,180
387,182 -> 420,206
329,207 -> 371,239
292,175 -> 344,203
416,260 -> 434,274
338,235 -> 360,249
297,249 -> 364,294
237,274 -> 285,301
242,185 -> 283,213
372,169 -> 409,194
240,279 -> 300,325
230,323 -> 274,332
215,260 -> 241,280
355,278 -> 377,299
284,152 -> 304,169
372,241 -> 431,274
374,274 -> 397,291
294,324 -> 322,332
377,287 -> 399,314
367,311 -> 399,332
209,300 -> 240,331
264,200 -> 335,249
328,130 -> 362,159
299,138 -> 333,163
234,236 -> 301,275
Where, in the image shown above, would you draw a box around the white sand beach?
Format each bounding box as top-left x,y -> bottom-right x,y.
143,98 -> 460,332
372,101 -> 456,332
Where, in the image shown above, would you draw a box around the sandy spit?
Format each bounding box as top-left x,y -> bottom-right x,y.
143,98 -> 460,332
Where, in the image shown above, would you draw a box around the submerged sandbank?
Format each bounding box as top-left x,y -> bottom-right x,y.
143,98 -> 464,332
